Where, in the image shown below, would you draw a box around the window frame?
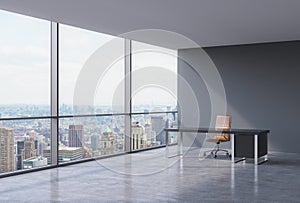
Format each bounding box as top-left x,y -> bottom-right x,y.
0,16 -> 178,178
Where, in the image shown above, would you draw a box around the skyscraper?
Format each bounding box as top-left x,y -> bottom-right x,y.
68,125 -> 84,147
21,137 -> 38,162
69,125 -> 84,157
16,141 -> 24,170
151,116 -> 165,145
131,122 -> 146,150
100,126 -> 115,155
16,137 -> 38,170
0,127 -> 14,173
144,119 -> 155,147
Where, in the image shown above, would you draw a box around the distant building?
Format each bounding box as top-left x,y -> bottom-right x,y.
69,125 -> 84,157
34,134 -> 46,156
23,157 -> 47,169
60,133 -> 69,146
91,134 -> 99,151
69,125 -> 84,147
151,116 -> 165,145
144,119 -> 156,147
22,138 -> 38,161
100,127 -> 115,155
38,141 -> 47,156
131,122 -> 146,150
43,146 -> 82,164
16,137 -> 38,170
16,141 -> 24,170
0,127 -> 15,173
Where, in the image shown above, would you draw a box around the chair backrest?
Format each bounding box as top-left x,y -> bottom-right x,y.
215,115 -> 231,141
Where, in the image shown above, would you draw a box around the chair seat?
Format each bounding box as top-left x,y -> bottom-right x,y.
207,138 -> 229,143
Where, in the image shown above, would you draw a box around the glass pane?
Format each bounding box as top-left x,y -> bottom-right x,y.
59,116 -> 125,163
168,112 -> 178,145
132,41 -> 177,113
0,10 -> 50,118
0,119 -> 51,174
59,25 -> 125,115
131,112 -> 178,150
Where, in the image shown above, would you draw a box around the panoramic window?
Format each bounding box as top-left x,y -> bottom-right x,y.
131,41 -> 178,149
0,10 -> 51,174
131,41 -> 177,112
59,24 -> 125,115
59,24 -> 125,162
0,11 -> 50,117
0,9 -> 178,175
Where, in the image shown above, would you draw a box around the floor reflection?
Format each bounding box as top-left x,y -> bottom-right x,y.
50,169 -> 59,201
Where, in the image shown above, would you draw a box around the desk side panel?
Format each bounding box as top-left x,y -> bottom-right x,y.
234,134 -> 254,158
258,133 -> 268,157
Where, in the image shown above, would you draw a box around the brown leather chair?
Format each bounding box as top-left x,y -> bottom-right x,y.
204,115 -> 231,158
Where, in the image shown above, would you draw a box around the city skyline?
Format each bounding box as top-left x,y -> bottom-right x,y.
0,109 -> 177,174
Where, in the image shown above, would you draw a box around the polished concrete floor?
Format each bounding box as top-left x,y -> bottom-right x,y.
0,147 -> 299,202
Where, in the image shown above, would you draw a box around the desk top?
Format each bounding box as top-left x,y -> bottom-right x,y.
164,127 -> 270,135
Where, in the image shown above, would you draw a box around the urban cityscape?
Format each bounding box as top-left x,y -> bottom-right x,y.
0,104 -> 177,174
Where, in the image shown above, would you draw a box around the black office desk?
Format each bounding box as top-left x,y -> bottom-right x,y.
164,128 -> 270,165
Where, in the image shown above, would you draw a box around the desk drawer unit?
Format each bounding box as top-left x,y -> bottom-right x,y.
234,133 -> 268,158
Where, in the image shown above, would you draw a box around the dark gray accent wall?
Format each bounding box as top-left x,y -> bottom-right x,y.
178,41 -> 300,153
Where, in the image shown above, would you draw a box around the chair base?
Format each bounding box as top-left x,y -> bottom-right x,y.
203,144 -> 230,158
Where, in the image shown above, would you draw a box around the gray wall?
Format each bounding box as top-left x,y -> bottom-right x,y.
178,41 -> 300,153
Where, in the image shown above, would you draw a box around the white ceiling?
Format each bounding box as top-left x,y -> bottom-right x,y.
1,0 -> 300,49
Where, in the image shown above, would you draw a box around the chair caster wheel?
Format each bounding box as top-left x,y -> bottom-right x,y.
203,152 -> 206,156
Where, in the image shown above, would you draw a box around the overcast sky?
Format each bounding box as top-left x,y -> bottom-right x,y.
0,10 -> 177,107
